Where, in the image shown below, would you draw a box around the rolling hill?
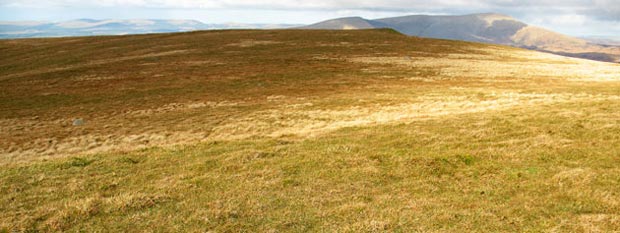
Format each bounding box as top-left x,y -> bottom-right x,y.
297,16 -> 389,30
583,36 -> 620,46
1,29 -> 620,231
304,13 -> 620,62
0,19 -> 299,38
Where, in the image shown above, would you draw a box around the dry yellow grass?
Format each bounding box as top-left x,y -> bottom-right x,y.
1,29 -> 620,232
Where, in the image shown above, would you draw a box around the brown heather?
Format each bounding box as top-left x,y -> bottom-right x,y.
1,29 -> 620,232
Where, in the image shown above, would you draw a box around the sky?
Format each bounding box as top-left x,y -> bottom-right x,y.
1,0 -> 619,37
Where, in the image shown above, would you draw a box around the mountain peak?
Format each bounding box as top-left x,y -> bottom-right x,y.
301,16 -> 384,30
334,16 -> 365,20
474,13 -> 518,26
474,12 -> 513,18
304,13 -> 620,62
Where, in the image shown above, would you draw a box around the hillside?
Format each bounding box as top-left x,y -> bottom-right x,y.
302,17 -> 388,30
584,36 -> 620,46
0,19 -> 299,38
303,13 -> 620,63
1,29 -> 620,231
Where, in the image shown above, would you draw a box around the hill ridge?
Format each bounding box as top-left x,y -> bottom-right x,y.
302,13 -> 620,63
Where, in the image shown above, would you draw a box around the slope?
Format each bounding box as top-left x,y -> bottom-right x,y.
0,19 -> 300,38
1,29 -> 620,231
301,17 -> 387,30
305,13 -> 620,62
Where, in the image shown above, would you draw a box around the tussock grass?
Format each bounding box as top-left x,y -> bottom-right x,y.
2,101 -> 620,231
1,29 -> 620,231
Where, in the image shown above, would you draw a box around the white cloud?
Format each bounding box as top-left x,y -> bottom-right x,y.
591,0 -> 620,20
2,0 -> 618,22
550,14 -> 587,26
2,0 -> 618,19
1,0 -> 618,14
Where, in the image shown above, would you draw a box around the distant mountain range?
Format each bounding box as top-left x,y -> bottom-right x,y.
302,13 -> 620,63
0,19 -> 300,39
582,36 -> 620,46
2,15 -> 619,63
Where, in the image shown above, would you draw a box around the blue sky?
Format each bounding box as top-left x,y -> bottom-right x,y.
1,0 -> 619,37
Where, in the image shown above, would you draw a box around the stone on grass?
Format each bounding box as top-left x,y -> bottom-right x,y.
72,119 -> 84,126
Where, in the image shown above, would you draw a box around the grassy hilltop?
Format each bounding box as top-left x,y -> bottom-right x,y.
1,29 -> 620,232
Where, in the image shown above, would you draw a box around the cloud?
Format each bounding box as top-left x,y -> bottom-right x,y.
0,0 -> 600,10
2,0 -> 619,20
588,0 -> 620,20
1,0 -> 617,20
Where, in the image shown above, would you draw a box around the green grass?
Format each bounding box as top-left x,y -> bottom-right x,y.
2,100 -> 620,232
